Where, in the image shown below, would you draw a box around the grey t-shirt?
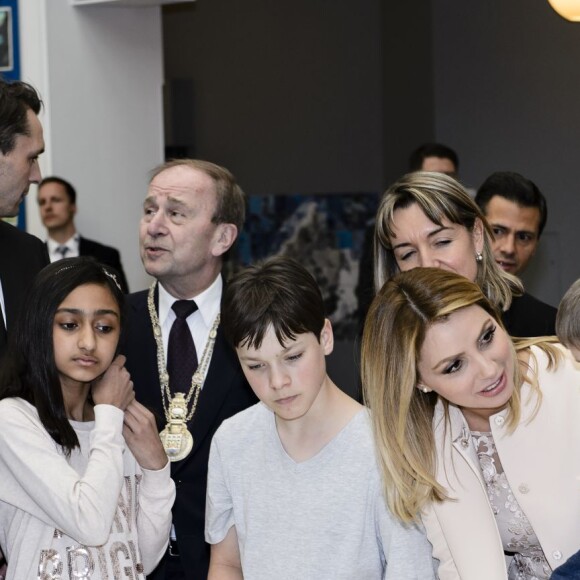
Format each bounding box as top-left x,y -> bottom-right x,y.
206,403 -> 435,579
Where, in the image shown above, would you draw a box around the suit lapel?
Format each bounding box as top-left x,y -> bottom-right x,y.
0,242 -> 23,327
192,327 -> 236,437
127,288 -> 166,425
172,326 -> 239,476
0,261 -> 19,327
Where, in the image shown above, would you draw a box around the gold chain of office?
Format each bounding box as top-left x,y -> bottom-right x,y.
147,282 -> 220,461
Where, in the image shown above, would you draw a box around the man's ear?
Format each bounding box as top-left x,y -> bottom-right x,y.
320,319 -> 334,355
212,223 -> 238,257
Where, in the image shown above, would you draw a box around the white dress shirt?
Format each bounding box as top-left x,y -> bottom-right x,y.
157,275 -> 222,387
47,233 -> 80,262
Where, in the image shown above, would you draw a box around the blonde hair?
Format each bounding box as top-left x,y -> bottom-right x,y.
374,171 -> 522,311
361,267 -> 558,523
556,278 -> 580,348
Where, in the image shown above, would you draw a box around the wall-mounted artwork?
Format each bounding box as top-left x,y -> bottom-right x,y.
0,1 -> 18,80
0,7 -> 12,72
236,193 -> 379,340
0,0 -> 23,231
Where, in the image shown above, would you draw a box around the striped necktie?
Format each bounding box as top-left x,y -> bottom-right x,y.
56,246 -> 69,259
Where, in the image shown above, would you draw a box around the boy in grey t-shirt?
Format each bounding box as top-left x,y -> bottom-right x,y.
205,257 -> 435,580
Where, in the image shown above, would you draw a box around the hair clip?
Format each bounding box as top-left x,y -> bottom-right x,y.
103,269 -> 122,292
55,264 -> 76,276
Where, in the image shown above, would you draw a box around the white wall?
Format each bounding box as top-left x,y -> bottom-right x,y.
19,0 -> 164,292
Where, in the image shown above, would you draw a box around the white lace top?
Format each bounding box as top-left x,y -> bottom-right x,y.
471,432 -> 552,580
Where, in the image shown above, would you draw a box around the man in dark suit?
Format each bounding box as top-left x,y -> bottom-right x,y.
122,159 -> 257,580
476,171 -> 556,336
37,176 -> 129,292
0,79 -> 50,357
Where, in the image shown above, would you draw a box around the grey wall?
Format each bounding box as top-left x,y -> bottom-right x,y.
164,0 -> 436,195
381,1 -> 437,184
432,0 -> 580,305
164,0 -> 384,195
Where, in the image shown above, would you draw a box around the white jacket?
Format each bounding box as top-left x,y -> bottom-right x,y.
0,399 -> 175,579
422,344 -> 580,579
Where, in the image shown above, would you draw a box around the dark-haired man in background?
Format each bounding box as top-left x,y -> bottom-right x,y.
0,78 -> 49,357
476,171 -> 545,276
476,171 -> 556,336
37,176 -> 129,292
408,142 -> 459,178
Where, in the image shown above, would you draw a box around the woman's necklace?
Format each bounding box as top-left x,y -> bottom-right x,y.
147,282 -> 220,462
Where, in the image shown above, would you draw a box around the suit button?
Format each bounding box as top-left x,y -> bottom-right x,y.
494,416 -> 505,426
553,551 -> 562,560
518,484 -> 529,494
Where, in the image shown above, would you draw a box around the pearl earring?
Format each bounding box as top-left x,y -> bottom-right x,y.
418,384 -> 431,394
476,252 -> 483,263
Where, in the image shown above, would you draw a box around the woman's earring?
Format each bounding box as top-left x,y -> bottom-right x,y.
475,252 -> 483,263
418,384 -> 432,393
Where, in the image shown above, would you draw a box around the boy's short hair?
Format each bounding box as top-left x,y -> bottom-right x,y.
556,278 -> 580,348
222,256 -> 326,349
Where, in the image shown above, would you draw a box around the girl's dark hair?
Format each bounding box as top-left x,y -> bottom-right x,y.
222,256 -> 326,349
0,257 -> 126,455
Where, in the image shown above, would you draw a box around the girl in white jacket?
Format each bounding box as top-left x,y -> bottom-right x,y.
0,257 -> 175,579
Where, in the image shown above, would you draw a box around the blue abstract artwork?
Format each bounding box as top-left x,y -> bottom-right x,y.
235,192 -> 379,339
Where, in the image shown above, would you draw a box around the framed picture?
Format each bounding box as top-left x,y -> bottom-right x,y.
0,1 -> 19,79
0,7 -> 12,72
0,1 -> 22,228
234,192 -> 379,340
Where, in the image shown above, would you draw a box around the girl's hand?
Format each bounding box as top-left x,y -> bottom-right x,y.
123,400 -> 168,471
91,355 -> 135,410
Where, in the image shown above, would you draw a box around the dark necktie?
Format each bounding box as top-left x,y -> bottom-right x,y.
56,246 -> 69,260
167,300 -> 199,394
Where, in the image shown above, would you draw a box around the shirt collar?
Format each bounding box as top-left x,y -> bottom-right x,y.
157,275 -> 222,329
47,233 -> 80,254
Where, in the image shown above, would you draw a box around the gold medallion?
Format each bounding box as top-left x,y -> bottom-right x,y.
160,393 -> 194,462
